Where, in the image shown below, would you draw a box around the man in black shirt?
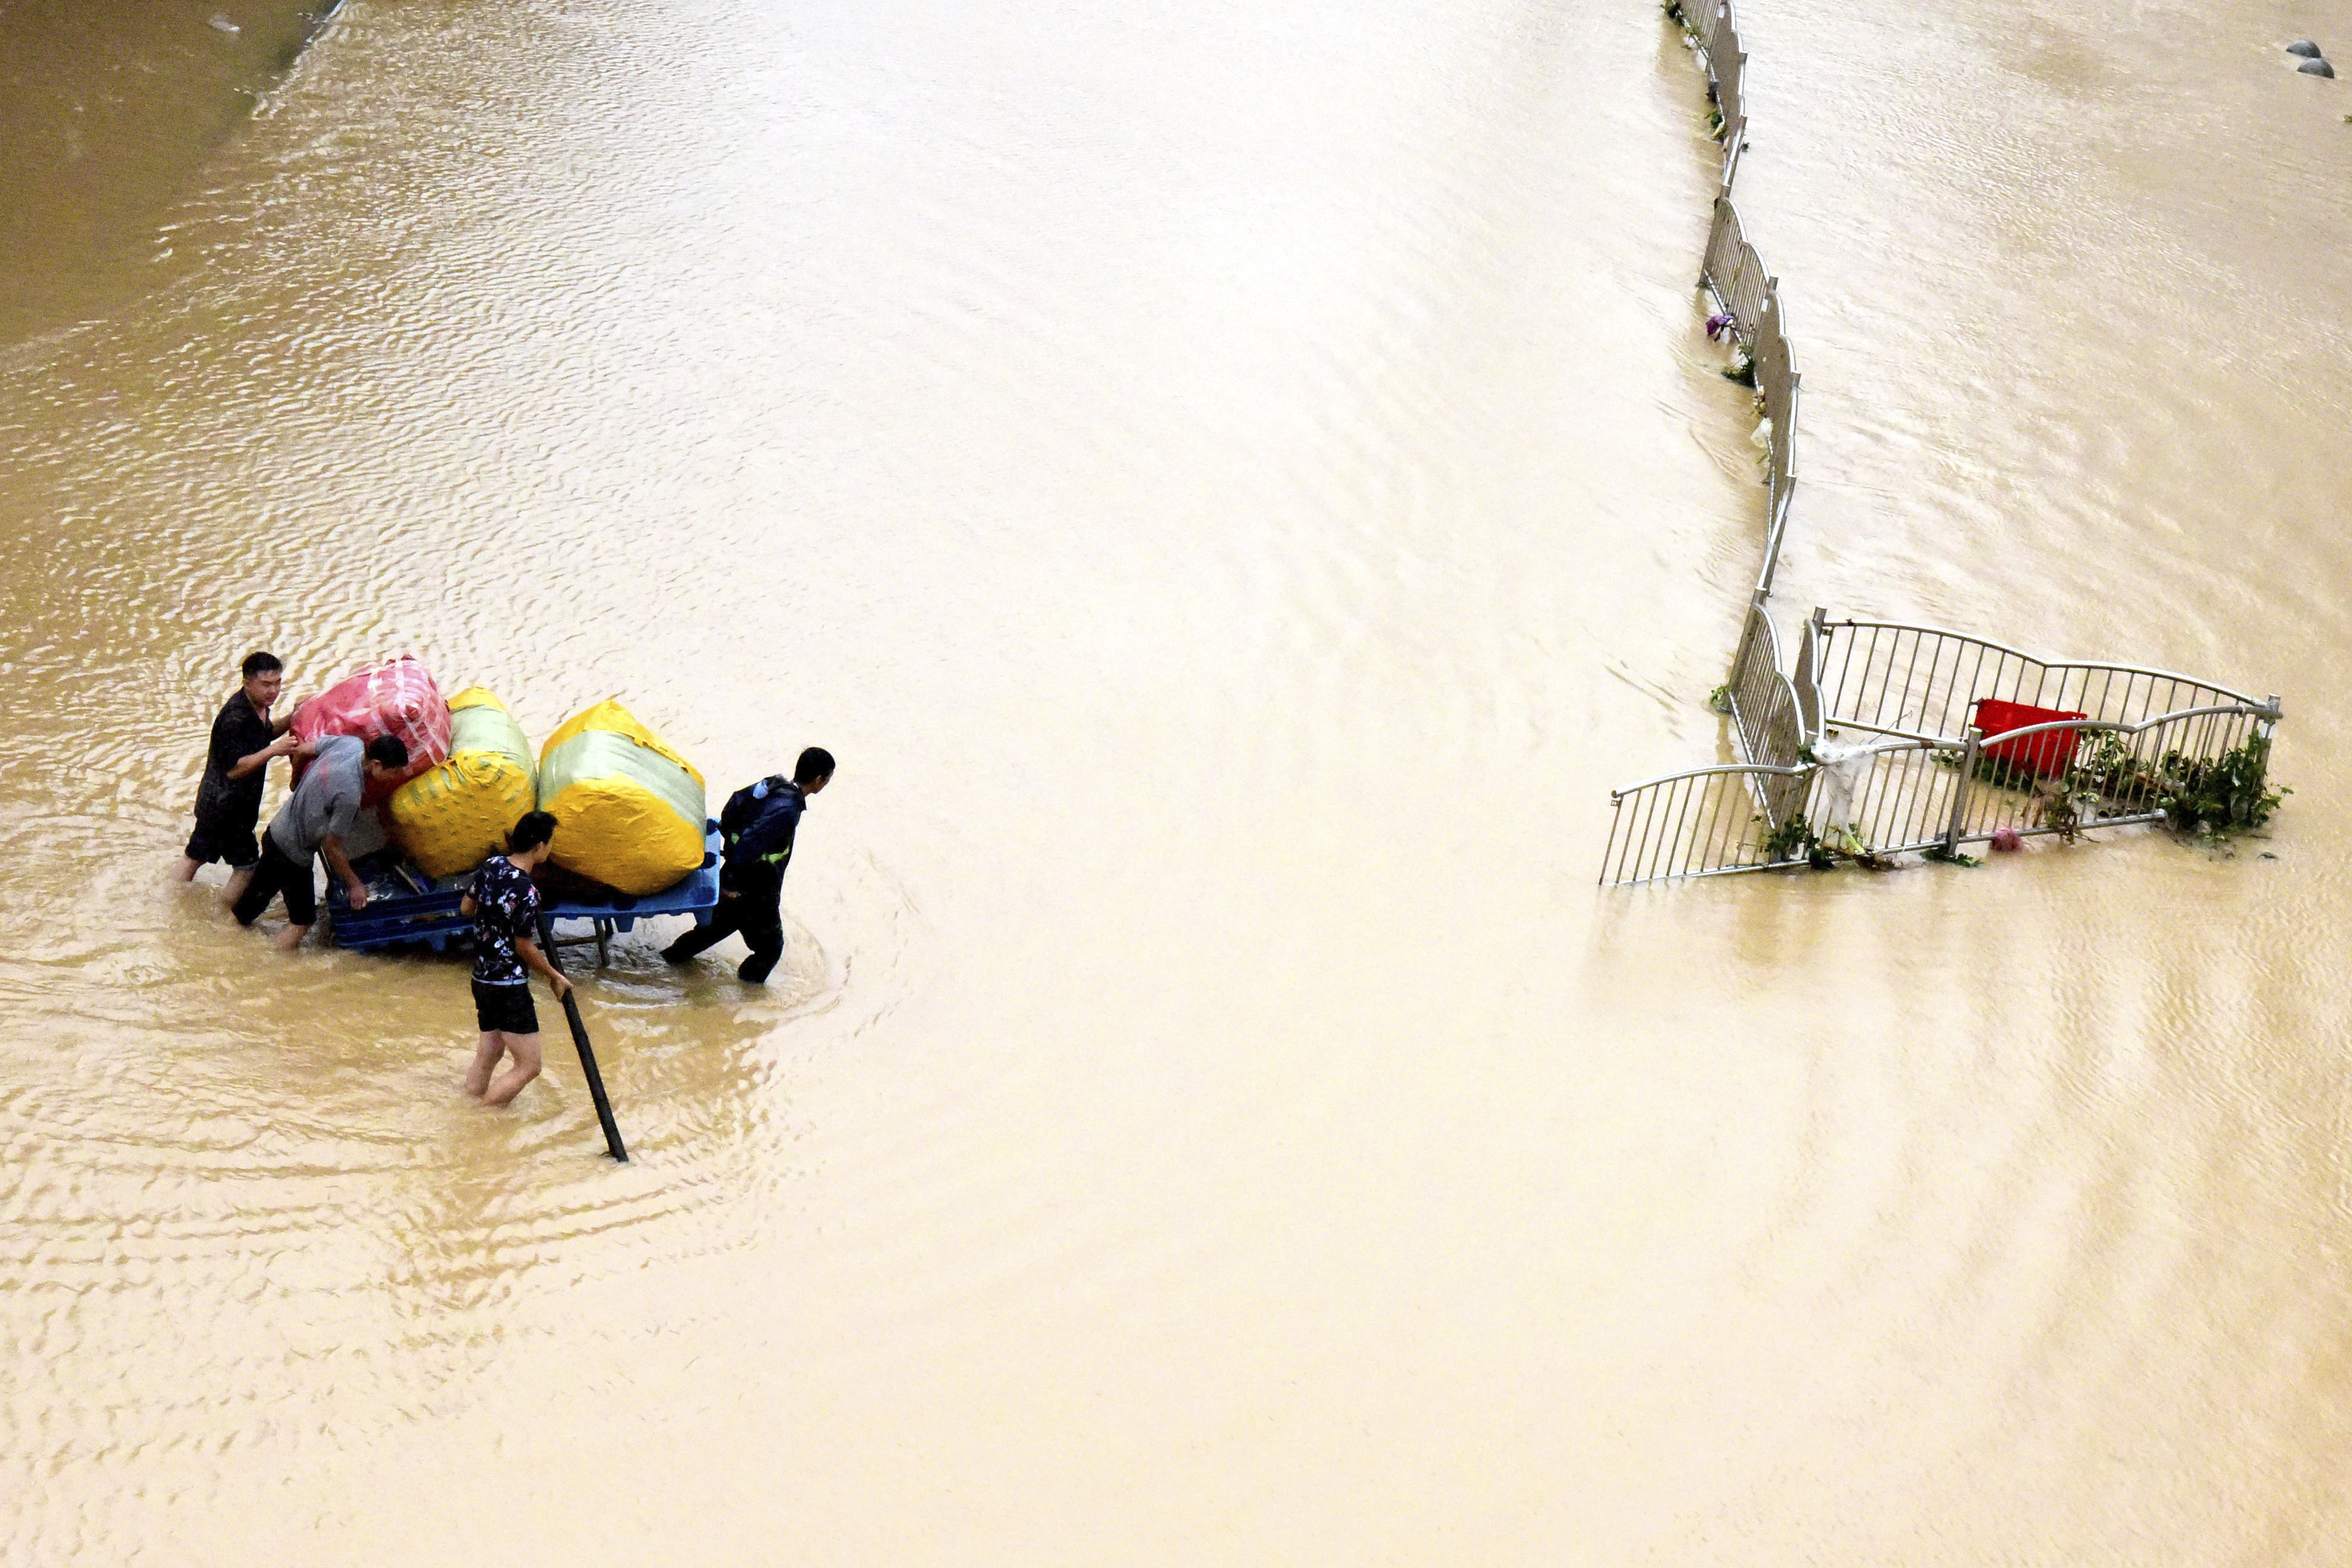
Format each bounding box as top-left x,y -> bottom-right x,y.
662,746 -> 833,984
174,652 -> 299,903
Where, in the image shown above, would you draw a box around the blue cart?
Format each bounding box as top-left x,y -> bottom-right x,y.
327,818 -> 723,966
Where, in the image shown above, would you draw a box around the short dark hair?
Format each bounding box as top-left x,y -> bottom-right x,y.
242,652 -> 282,680
508,810 -> 558,854
365,734 -> 409,770
795,747 -> 835,785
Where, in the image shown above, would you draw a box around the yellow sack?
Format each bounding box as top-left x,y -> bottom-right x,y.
385,687 -> 539,878
538,698 -> 706,896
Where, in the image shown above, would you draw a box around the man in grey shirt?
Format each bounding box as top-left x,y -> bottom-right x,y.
233,733 -> 411,950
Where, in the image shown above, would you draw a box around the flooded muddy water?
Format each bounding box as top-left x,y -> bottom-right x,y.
2,0 -> 2347,1560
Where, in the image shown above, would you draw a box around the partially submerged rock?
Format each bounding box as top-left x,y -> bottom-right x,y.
2286,39 -> 2322,58
2299,57 -> 2336,77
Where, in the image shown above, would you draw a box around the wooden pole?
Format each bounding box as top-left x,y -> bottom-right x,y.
537,913 -> 628,1162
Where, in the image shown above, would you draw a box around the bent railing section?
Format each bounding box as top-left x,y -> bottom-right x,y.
1602,765 -> 1813,885
1601,624 -> 2281,884
1809,615 -> 2270,744
1609,0 -> 2285,887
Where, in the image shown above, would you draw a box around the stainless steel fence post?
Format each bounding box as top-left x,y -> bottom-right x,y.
1942,727 -> 1981,856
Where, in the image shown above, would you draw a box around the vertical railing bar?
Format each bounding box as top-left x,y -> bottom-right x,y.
1710,772 -> 1744,873
1629,793 -> 1659,882
1950,637 -> 1987,740
1893,630 -> 1928,734
1638,778 -> 1679,884
1888,751 -> 1922,847
1641,780 -> 1673,884
1674,775 -> 1710,880
1622,782 -> 1660,885
1906,749 -> 1937,847
1662,774 -> 1706,881
1682,778 -> 1713,878
1873,625 -> 1900,730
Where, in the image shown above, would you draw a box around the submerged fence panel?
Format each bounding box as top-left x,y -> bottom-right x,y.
1698,195 -> 1798,598
1703,198 -> 1772,338
1600,765 -> 1816,885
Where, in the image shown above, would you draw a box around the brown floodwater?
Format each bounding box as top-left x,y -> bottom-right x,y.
2,0 -> 2348,1560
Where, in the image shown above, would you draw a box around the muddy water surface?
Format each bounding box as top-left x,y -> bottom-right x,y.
2,0 -> 2348,1561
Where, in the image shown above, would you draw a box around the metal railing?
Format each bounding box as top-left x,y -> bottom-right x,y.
1700,196 -> 1768,328
1600,763 -> 1812,885
1602,622 -> 2281,884
1605,0 -> 2285,887
1682,0 -> 1747,190
1727,594 -> 1807,779
1600,699 -> 2279,884
1697,197 -> 1800,597
1808,614 -> 2272,746
1819,700 -> 2277,860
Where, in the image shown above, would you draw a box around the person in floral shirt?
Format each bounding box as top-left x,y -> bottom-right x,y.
459,811 -> 570,1106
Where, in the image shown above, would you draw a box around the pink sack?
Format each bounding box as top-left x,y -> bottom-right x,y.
290,656 -> 453,803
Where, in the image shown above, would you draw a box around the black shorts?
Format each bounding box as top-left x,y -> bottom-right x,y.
472,979 -> 540,1036
232,835 -> 317,928
184,816 -> 261,869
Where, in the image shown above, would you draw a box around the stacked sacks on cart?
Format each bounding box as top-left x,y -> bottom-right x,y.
291,658 -> 708,897
385,687 -> 539,878
290,655 -> 453,802
537,699 -> 708,896
329,691 -> 715,957
287,655 -> 453,858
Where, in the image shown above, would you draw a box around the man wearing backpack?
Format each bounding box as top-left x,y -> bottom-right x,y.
662,746 -> 834,984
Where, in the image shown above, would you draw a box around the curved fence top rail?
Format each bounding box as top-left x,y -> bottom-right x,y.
1607,760 -> 1811,802
1832,701 -> 2277,757
1818,618 -> 2279,717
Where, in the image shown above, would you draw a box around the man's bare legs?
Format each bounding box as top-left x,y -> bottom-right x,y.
464,1032 -> 503,1098
485,1033 -> 544,1107
478,1031 -> 543,1107
272,922 -> 308,952
178,857 -> 258,906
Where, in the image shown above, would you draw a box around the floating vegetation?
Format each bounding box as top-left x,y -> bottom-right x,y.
1962,731 -> 2286,845
1755,813 -> 1893,871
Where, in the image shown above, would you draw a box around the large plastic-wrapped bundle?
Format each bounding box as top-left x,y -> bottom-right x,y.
537,699 -> 706,895
384,687 -> 539,878
290,655 -> 452,803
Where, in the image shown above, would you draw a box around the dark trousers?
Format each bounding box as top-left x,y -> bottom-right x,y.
233,835 -> 318,928
663,884 -> 783,983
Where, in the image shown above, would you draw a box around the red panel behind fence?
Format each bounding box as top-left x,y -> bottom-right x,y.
1972,698 -> 2086,778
